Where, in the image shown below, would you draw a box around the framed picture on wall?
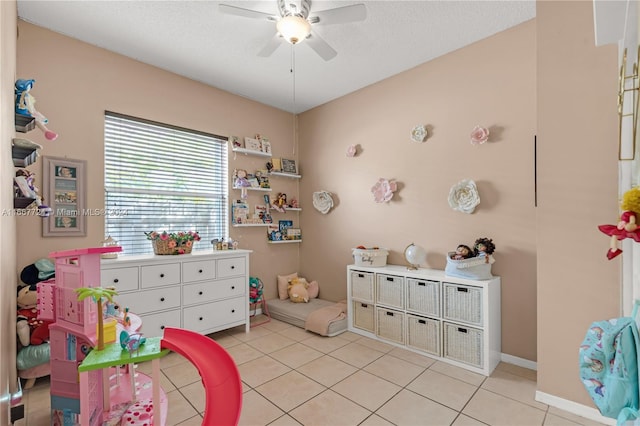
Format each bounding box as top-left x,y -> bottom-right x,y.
43,156 -> 87,237
281,158 -> 297,174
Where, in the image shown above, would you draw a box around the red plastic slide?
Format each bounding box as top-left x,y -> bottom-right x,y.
161,327 -> 242,425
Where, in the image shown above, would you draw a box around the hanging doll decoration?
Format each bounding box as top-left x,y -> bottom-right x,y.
234,169 -> 251,199
598,187 -> 640,260
15,79 -> 58,141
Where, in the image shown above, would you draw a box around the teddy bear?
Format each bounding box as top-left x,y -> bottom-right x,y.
17,283 -> 53,347
288,277 -> 310,303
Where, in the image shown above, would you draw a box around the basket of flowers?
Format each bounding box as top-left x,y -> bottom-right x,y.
145,231 -> 201,255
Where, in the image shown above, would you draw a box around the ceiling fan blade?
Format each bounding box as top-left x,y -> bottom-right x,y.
306,31 -> 337,61
310,4 -> 366,25
258,33 -> 283,57
219,4 -> 277,21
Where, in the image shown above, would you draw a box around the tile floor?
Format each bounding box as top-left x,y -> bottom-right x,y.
17,316 -> 606,426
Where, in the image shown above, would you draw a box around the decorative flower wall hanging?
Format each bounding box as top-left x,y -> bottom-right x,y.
448,179 -> 480,214
372,178 -> 398,203
411,125 -> 428,143
470,125 -> 490,145
313,191 -> 334,214
346,144 -> 357,157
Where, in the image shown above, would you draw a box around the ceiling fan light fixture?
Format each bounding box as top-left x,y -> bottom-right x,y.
276,15 -> 311,44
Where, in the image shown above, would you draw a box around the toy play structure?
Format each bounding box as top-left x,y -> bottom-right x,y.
38,246 -> 243,425
161,327 -> 243,425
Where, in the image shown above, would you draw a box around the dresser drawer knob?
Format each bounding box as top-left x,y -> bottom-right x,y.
199,291 -> 203,295
231,265 -> 235,270
160,297 -> 165,302
231,309 -> 235,313
160,273 -> 165,278
231,286 -> 235,290
199,269 -> 203,273
160,325 -> 165,330
113,278 -> 119,283
199,317 -> 203,321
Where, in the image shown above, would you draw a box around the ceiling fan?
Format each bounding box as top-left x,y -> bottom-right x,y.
219,0 -> 366,61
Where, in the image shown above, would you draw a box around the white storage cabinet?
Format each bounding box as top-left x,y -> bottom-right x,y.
101,250 -> 252,336
347,264 -> 500,376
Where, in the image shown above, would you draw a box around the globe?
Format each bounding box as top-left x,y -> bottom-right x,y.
404,243 -> 427,270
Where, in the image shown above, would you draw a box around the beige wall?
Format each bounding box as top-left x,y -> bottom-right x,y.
3,0 -> 622,413
15,21 -> 299,301
1,0 -> 18,421
536,1 -> 619,404
298,20 -> 538,360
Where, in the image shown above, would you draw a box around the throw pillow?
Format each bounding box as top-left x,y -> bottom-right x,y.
307,280 -> 319,299
277,272 -> 298,300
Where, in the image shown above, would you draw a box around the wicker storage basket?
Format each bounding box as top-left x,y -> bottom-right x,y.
376,307 -> 404,344
445,255 -> 493,280
152,239 -> 193,255
406,314 -> 441,356
443,322 -> 483,368
375,274 -> 404,309
442,283 -> 483,326
350,271 -> 374,302
406,279 -> 440,317
352,301 -> 375,332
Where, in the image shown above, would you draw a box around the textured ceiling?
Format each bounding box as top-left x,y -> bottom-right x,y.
17,1 -> 536,113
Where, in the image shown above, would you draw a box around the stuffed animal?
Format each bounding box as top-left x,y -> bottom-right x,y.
17,283 -> 53,347
599,187 -> 640,259
288,277 -> 309,303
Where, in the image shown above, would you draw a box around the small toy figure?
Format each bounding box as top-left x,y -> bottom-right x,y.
599,187 -> 640,259
289,198 -> 299,209
234,169 -> 251,199
120,330 -> 146,356
450,244 -> 473,260
272,192 -> 287,212
15,79 -> 58,141
473,237 -> 496,263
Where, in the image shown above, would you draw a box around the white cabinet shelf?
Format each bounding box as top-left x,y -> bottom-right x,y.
232,223 -> 270,227
101,250 -> 252,336
347,264 -> 501,376
233,186 -> 272,192
271,207 -> 301,212
232,147 -> 271,158
268,240 -> 302,244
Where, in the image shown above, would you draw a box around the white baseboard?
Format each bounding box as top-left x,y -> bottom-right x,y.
535,391 -> 615,425
501,353 -> 537,371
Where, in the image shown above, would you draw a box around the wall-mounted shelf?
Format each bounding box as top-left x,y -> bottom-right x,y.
271,207 -> 301,212
233,186 -> 272,192
14,197 -> 36,209
12,138 -> 41,167
232,147 -> 272,158
232,223 -> 270,227
269,171 -> 301,179
268,240 -> 302,244
15,114 -> 35,133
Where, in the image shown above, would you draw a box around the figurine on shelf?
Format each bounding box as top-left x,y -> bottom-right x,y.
289,198 -> 299,209
234,169 -> 251,199
272,192 -> 287,213
15,79 -> 58,141
473,237 -> 496,264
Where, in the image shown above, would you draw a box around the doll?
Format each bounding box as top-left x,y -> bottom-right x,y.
234,169 -> 251,199
599,187 -> 640,260
450,244 -> 473,260
473,237 -> 496,263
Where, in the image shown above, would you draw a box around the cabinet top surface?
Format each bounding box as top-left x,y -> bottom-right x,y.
102,249 -> 252,265
348,264 -> 500,285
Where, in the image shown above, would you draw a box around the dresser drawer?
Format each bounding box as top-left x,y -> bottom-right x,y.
217,257 -> 245,278
141,263 -> 181,288
183,297 -> 246,333
350,271 -> 374,303
376,274 -> 405,309
442,283 -> 483,326
183,277 -> 245,306
183,259 -> 216,283
101,267 -> 139,292
142,309 -> 181,337
116,286 -> 181,314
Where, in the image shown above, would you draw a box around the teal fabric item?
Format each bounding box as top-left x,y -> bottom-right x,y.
579,301 -> 640,425
35,258 -> 55,279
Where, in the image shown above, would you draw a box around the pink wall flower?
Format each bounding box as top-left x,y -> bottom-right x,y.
346,144 -> 357,157
470,125 -> 490,145
371,178 -> 398,203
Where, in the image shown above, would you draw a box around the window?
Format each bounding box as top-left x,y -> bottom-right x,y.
104,112 -> 228,255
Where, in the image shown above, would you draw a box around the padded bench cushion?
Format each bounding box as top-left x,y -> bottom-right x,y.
268,298 -> 347,336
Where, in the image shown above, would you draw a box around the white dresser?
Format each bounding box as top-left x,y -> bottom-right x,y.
101,250 -> 251,337
347,264 -> 501,376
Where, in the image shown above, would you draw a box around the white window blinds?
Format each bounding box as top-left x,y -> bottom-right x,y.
104,112 -> 228,255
